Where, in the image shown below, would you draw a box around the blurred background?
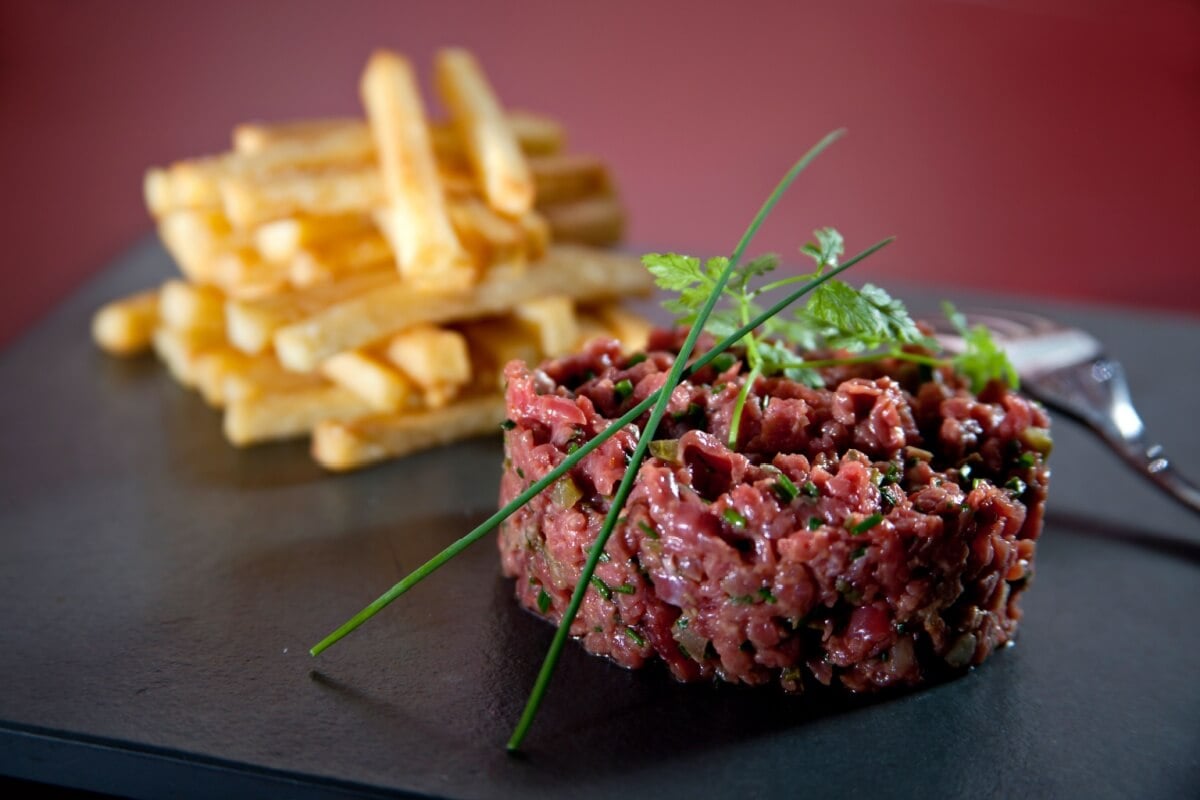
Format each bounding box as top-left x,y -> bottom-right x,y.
2,0 -> 1197,348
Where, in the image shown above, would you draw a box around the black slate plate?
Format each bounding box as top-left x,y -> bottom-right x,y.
1,239 -> 1198,799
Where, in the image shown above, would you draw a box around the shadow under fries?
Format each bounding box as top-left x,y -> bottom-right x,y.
151,368 -> 331,490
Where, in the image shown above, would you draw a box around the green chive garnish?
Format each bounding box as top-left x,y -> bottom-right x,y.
536,588 -> 551,614
624,627 -> 646,647
803,480 -> 820,499
849,513 -> 884,535
500,419 -> 517,431
589,576 -> 612,601
636,520 -> 659,540
711,352 -> 736,372
614,583 -> 637,595
613,378 -> 634,402
772,473 -> 799,503
625,353 -> 648,367
808,517 -> 823,531
722,508 -> 747,528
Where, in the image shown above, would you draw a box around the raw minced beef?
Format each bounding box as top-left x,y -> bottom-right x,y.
497,329 -> 1050,693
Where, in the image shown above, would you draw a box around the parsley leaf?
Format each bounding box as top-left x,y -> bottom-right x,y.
942,302 -> 1019,392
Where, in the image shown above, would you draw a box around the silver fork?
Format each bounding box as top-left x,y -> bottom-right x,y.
930,309 -> 1200,516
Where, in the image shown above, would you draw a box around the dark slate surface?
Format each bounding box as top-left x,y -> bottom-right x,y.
1,239 -> 1198,799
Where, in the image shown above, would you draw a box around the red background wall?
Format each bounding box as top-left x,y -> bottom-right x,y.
2,0 -> 1197,348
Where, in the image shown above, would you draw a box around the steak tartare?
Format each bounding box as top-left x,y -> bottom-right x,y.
498,329 -> 1050,693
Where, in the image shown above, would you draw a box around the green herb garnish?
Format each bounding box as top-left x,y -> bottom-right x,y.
636,520 -> 659,540
624,627 -> 646,647
589,576 -> 613,601
942,302 -> 1020,393
613,583 -> 637,595
772,473 -> 800,503
849,513 -> 883,535
722,508 -> 747,528
500,419 -> 517,431
649,239 -> 1017,443
808,517 -> 823,531
803,480 -> 820,499
613,378 -> 634,402
536,588 -> 551,614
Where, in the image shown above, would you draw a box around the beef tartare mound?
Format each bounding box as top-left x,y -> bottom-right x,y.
498,329 -> 1050,693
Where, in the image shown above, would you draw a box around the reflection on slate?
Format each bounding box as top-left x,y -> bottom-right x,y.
0,238 -> 1197,799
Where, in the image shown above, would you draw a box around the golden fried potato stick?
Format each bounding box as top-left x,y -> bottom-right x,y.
384,325 -> 472,409
360,50 -> 473,288
594,302 -> 652,354
540,194 -> 625,247
225,268 -> 397,355
526,153 -> 611,206
214,158 -> 611,229
321,349 -> 415,413
152,326 -> 228,387
232,117 -> 363,154
159,279 -> 225,335
273,244 -> 653,372
219,167 -> 381,229
254,214 -> 375,263
312,393 -> 506,471
232,110 -> 563,160
435,48 -> 534,216
221,354 -> 325,403
512,295 -> 578,357
224,383 -> 371,446
92,290 -> 160,356
288,232 -> 394,288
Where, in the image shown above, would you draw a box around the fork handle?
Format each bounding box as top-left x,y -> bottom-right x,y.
1097,430 -> 1200,516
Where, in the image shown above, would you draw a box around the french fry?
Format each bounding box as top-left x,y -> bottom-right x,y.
233,118 -> 362,154
321,350 -> 415,412
254,213 -> 374,263
527,153 -> 611,206
92,290 -> 160,356
157,210 -> 240,282
210,248 -> 290,298
192,349 -> 253,407
312,394 -> 506,471
447,196 -> 530,268
512,295 -> 578,357
435,48 -> 534,216
225,268 -> 397,354
221,354 -> 325,403
540,194 -> 625,247
288,232 -> 393,288
220,167 -> 380,229
274,245 -> 653,372
159,279 -> 225,334
361,50 -> 473,288
594,302 -> 652,354
573,307 -> 612,349
152,326 -> 227,387
460,317 -> 542,390
384,325 -> 471,408
233,110 -> 563,160
212,157 -> 610,230
224,384 -> 371,446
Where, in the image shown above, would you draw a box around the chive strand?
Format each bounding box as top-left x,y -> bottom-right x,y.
308,235 -> 892,658
506,130 -> 846,750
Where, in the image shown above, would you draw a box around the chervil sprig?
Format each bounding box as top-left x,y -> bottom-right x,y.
648,228 -> 1016,446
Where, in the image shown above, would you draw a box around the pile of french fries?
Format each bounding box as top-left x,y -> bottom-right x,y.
93,48 -> 652,471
